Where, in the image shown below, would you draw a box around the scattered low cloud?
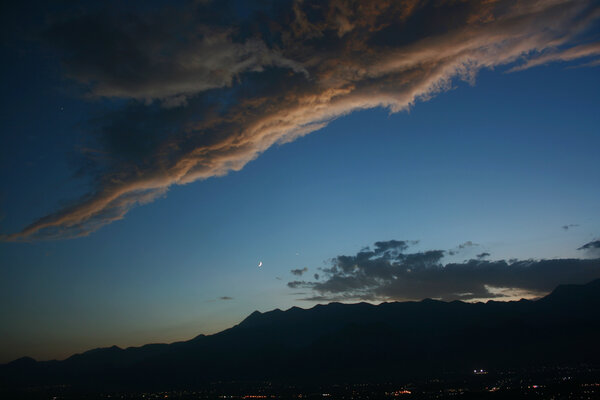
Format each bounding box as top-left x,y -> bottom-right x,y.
3,0 -> 600,240
287,240 -> 600,302
288,280 -> 308,289
447,241 -> 478,256
219,296 -> 233,301
291,267 -> 308,276
314,273 -> 320,280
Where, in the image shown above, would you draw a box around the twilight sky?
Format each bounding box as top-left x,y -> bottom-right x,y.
1,0 -> 600,363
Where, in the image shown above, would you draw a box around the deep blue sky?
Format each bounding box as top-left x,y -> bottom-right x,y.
1,0 -> 599,362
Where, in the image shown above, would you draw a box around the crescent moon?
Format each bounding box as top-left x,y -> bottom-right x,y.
258,261 -> 263,267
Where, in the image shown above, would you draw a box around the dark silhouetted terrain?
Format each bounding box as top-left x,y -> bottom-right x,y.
2,279 -> 600,396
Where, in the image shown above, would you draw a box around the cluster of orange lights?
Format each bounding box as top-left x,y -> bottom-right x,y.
390,389 -> 412,396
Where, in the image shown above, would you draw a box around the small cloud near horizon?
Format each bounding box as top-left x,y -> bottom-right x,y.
562,224 -> 579,231
578,240 -> 600,257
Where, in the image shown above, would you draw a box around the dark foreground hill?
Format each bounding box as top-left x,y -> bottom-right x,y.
2,279 -> 600,392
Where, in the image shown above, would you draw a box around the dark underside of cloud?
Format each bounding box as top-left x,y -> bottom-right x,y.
3,0 -> 600,240
287,240 -> 600,302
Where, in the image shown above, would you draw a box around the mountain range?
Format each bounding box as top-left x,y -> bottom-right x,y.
2,279 -> 600,393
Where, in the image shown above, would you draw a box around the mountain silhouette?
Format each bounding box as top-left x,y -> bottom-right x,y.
2,279 -> 600,392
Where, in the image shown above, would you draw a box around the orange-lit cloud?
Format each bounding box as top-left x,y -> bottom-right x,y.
509,42 -> 600,72
4,0 -> 600,241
